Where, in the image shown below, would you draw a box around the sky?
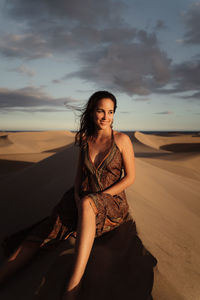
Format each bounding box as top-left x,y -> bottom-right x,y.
0,0 -> 200,131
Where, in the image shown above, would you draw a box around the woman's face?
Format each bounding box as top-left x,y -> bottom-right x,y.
93,98 -> 115,130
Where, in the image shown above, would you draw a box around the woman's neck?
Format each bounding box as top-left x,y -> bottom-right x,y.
91,128 -> 113,142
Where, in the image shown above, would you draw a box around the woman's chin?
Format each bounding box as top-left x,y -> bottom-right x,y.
98,123 -> 111,129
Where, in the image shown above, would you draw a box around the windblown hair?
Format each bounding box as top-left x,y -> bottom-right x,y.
75,91 -> 117,147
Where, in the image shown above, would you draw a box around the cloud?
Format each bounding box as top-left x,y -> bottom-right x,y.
172,58 -> 200,94
179,91 -> 200,99
154,111 -> 173,115
10,64 -> 35,77
5,0 -> 123,27
154,20 -> 167,31
119,111 -> 132,114
52,79 -> 62,84
1,0 -> 173,97
0,33 -> 52,59
1,0 -> 126,59
2,0 -> 197,103
182,2 -> 200,44
1,0 -> 198,101
134,97 -> 150,102
64,30 -> 171,96
2,107 -> 66,113
153,55 -> 200,100
0,86 -> 78,111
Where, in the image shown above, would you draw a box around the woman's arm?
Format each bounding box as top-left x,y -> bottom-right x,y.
102,133 -> 135,196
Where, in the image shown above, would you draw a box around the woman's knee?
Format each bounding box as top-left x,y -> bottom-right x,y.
8,241 -> 40,262
78,196 -> 95,215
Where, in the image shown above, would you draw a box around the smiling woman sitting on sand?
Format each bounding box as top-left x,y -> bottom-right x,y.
0,91 -> 157,300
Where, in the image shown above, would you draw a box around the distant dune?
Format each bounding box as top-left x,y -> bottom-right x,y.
0,130 -> 200,299
0,131 -> 75,179
0,131 -> 75,155
135,131 -> 200,152
133,131 -> 200,181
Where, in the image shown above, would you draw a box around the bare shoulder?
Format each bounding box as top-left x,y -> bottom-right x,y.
113,131 -> 133,153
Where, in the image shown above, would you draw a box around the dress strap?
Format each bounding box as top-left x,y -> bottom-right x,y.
111,129 -> 116,146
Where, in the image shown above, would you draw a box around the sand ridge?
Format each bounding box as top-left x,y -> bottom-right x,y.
0,131 -> 75,154
135,131 -> 200,152
0,131 -> 75,179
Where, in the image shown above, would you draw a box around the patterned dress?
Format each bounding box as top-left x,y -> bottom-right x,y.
21,132 -> 132,246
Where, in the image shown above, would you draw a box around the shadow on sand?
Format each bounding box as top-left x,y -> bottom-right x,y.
1,220 -> 157,300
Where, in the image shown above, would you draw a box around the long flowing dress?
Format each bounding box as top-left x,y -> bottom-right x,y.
2,132 -> 158,299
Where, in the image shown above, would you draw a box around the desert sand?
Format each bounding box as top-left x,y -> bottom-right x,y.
0,131 -> 75,180
0,130 -> 200,299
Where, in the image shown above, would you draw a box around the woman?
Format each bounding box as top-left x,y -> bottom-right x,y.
0,91 -> 157,299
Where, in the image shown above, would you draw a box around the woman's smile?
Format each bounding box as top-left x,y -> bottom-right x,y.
93,98 -> 114,129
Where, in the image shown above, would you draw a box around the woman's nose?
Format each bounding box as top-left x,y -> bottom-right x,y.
103,112 -> 108,119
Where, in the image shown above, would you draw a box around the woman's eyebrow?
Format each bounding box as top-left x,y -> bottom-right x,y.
96,108 -> 113,111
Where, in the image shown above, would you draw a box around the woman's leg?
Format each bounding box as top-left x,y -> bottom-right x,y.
0,241 -> 41,284
64,196 -> 96,295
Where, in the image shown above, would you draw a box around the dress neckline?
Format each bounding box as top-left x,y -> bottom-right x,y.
87,130 -> 115,170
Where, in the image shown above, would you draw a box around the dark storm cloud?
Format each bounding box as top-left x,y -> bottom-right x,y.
0,86 -> 77,111
182,2 -> 200,45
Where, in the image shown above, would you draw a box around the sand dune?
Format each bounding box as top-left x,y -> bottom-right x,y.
134,131 -> 200,181
140,152 -> 200,181
0,131 -> 75,155
0,131 -> 200,299
0,131 -> 75,179
135,131 -> 200,152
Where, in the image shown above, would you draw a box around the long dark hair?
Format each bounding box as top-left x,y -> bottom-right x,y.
75,91 -> 117,147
